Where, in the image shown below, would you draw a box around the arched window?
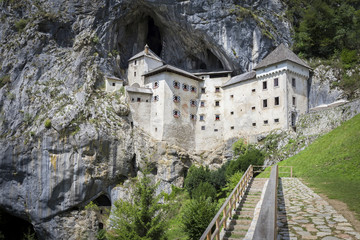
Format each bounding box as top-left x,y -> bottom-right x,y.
153,95 -> 159,102
190,99 -> 197,107
190,114 -> 196,121
173,95 -> 181,103
190,86 -> 197,93
173,81 -> 180,89
153,81 -> 159,89
182,83 -> 189,91
173,110 -> 181,118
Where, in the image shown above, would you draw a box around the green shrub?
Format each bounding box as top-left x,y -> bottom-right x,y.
232,138 -> 248,155
181,197 -> 217,240
44,119 -> 51,129
0,75 -> 10,88
209,162 -> 228,191
14,18 -> 29,32
92,35 -> 99,44
221,171 -> 244,196
192,182 -> 217,201
184,165 -> 211,198
340,48 -> 358,69
226,148 -> 264,177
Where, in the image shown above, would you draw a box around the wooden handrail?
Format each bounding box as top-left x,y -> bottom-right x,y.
278,166 -> 293,177
199,165 -> 254,240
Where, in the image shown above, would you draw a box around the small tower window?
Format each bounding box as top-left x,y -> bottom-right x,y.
252,122 -> 256,126
137,98 -> 141,102
292,96 -> 296,106
173,95 -> 181,103
292,78 -> 296,88
190,99 -> 197,107
173,81 -> 180,89
201,126 -> 205,130
263,81 -> 267,90
275,97 -> 280,106
231,126 -> 234,130
153,81 -> 159,89
215,101 -> 220,107
190,114 -> 196,121
201,87 -> 206,93
153,95 -> 159,102
182,83 -> 189,91
215,115 -> 220,121
214,129 -> 218,132
215,87 -> 220,93
199,115 -> 204,121
252,89 -> 256,93
274,118 -> 279,123
230,95 -> 234,98
274,78 -> 279,87
263,99 -> 268,108
252,106 -> 256,110
173,110 -> 181,118
264,120 -> 269,125
112,82 -> 116,87
200,101 -> 205,107
134,60 -> 137,65
190,86 -> 197,93
134,72 -> 136,77
131,98 -> 135,102
231,111 -> 234,115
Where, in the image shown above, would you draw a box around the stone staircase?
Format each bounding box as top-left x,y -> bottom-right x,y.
223,178 -> 267,240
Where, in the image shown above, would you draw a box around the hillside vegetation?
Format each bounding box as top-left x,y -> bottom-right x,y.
259,113 -> 360,219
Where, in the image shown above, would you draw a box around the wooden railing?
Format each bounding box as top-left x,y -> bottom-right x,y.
199,165 -> 254,240
279,166 -> 293,177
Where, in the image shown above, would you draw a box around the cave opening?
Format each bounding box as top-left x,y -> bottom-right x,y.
146,17 -> 162,57
93,194 -> 111,207
0,209 -> 38,240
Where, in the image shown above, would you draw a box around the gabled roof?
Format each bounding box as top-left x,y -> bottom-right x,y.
222,71 -> 256,88
143,65 -> 203,81
254,43 -> 310,70
128,48 -> 163,62
126,86 -> 153,95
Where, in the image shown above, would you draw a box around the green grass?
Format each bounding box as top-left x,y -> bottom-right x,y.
258,113 -> 360,219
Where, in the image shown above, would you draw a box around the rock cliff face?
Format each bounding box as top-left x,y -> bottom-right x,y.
0,0 -> 336,239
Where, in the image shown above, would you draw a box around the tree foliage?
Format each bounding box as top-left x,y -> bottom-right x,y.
226,148 -> 264,177
192,182 -> 217,201
184,165 -> 211,198
181,197 -> 217,240
106,174 -> 168,240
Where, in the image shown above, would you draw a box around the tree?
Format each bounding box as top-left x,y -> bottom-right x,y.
192,182 -> 217,201
181,197 -> 217,240
184,165 -> 211,198
106,173 -> 168,240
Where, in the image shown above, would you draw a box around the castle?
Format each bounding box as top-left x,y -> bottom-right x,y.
111,44 -> 310,151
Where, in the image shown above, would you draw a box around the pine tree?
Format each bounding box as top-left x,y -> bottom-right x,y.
106,173 -> 168,240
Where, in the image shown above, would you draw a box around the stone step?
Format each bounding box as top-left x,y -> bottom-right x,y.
229,219 -> 252,225
234,210 -> 254,217
224,230 -> 247,239
227,224 -> 249,231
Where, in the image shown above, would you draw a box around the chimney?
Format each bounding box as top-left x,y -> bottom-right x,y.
144,44 -> 149,55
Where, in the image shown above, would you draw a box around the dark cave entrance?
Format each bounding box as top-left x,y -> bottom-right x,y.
92,195 -> 112,231
0,209 -> 38,240
146,17 -> 162,57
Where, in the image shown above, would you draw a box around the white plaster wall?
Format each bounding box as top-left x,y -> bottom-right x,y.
195,75 -> 230,151
127,92 -> 152,132
256,61 -> 309,79
144,56 -> 163,72
105,79 -> 123,92
128,58 -> 146,87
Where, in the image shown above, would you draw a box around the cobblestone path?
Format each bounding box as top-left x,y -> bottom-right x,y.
278,178 -> 360,240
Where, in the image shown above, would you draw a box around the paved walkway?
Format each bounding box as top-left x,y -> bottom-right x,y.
278,178 -> 360,240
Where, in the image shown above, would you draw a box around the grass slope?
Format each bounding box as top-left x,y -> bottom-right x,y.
259,113 -> 360,219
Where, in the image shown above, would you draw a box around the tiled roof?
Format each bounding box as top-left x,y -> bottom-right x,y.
128,48 -> 163,62
222,71 -> 256,88
143,65 -> 203,81
254,43 -> 310,70
126,86 -> 153,94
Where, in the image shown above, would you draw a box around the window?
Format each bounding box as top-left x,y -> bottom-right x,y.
252,89 -> 256,93
134,60 -> 137,65
275,97 -> 280,106
134,72 -> 136,77
274,118 -> 279,123
201,126 -> 205,130
155,128 -> 157,132
263,99 -> 268,108
263,81 -> 267,90
201,87 -> 206,93
173,81 -> 180,89
252,123 -> 256,126
182,83 -> 189,91
274,78 -> 279,87
137,97 -> 141,102
190,86 -> 197,93
215,115 -> 220,121
200,115 -> 204,121
131,98 -> 135,102
292,78 -> 296,88
153,81 -> 159,89
214,129 -> 218,132
153,95 -> 159,102
190,99 -> 197,107
252,106 -> 256,110
146,100 -> 149,102
231,111 -> 234,115
190,114 -> 196,121
231,126 -> 234,130
173,95 -> 181,103
173,110 -> 180,118
215,87 -> 220,93
264,120 -> 269,125
215,101 -> 220,107
112,82 -> 116,87
230,95 -> 234,98
292,96 -> 296,106
200,101 -> 205,107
